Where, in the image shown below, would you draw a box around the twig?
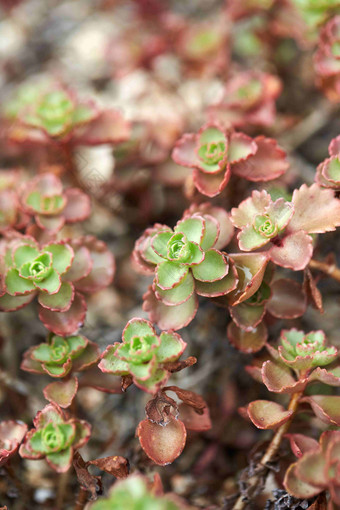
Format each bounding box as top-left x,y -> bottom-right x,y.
56,471 -> 70,509
309,258 -> 340,284
232,391 -> 303,510
74,487 -> 88,510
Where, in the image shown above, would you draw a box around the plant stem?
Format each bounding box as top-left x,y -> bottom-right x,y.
232,391 -> 302,510
74,487 -> 88,510
309,259 -> 340,284
56,471 -> 70,509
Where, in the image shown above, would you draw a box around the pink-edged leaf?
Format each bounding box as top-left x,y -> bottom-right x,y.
63,246 -> 92,283
195,262 -> 238,297
43,377 -> 78,409
269,231 -> 313,270
301,396 -> 340,426
38,281 -> 75,312
309,366 -> 340,386
144,285 -> 198,331
227,132 -> 257,164
229,302 -> 265,332
0,420 -> 27,467
247,400 -> 293,429
63,188 -> 91,223
33,403 -> 64,429
285,433 -> 319,458
88,455 -> 129,479
284,462 -> 321,499
231,189 -> 271,228
262,360 -> 307,394
231,136 -> 288,181
164,386 -> 207,413
172,133 -> 198,168
296,450 -> 328,487
72,341 -> 100,372
192,165 -> 231,197
289,184 -> 340,234
0,291 -> 35,312
178,403 -> 212,431
267,279 -> 307,319
73,237 -> 115,294
137,417 -> 186,466
227,321 -> 268,353
38,292 -> 87,336
79,366 -> 123,394
73,109 -> 130,145
228,252 -> 269,305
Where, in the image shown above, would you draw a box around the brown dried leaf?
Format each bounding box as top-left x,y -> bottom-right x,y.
303,268 -> 323,313
146,392 -> 179,426
164,386 -> 206,414
73,452 -> 102,501
88,455 -> 129,479
163,356 -> 197,373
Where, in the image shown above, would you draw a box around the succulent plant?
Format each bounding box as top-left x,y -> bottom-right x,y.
19,404 -> 91,472
267,328 -> 338,371
21,333 -> 100,377
314,16 -> 340,102
0,421 -> 27,467
284,430 -> 340,505
231,185 -> 340,270
172,122 -> 288,197
99,318 -> 187,393
208,71 -> 282,129
91,474 -> 189,509
20,173 -> 91,233
3,80 -> 130,147
133,205 -> 237,329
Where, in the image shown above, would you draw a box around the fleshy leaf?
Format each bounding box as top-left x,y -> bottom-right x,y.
44,242 -> 74,275
154,272 -> 195,305
267,279 -> 307,319
301,396 -> 340,426
227,321 -> 268,353
191,249 -> 228,282
156,332 -> 187,363
247,400 -> 293,429
289,184 -> 340,234
39,292 -> 87,336
179,404 -> 212,432
284,463 -> 321,499
38,281 -> 74,312
227,252 -> 269,305
262,360 -> 307,394
156,262 -> 188,290
137,417 -> 186,466
144,285 -> 198,331
43,377 -> 78,408
285,433 -> 319,458
122,318 -> 156,343
231,190 -> 271,229
269,231 -> 313,270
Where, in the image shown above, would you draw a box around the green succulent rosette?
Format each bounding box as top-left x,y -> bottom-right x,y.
21,333 -> 100,377
267,328 -> 338,372
19,404 -> 91,472
99,318 -> 187,393
5,82 -> 96,138
133,208 -> 237,330
2,236 -> 74,310
91,474 -> 188,510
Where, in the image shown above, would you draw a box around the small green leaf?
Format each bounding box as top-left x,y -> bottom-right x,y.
5,268 -> 36,295
156,261 -> 188,290
191,249 -> 228,282
45,243 -> 73,275
13,244 -> 39,267
35,269 -> 61,294
156,332 -> 186,362
123,319 -> 155,343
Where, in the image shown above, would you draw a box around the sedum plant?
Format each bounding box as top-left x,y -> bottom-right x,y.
172,122 -> 288,197
99,318 -> 187,393
19,404 -> 91,472
314,15 -> 340,102
91,474 -> 189,510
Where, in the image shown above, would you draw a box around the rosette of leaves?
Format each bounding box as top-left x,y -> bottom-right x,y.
207,71 -> 282,129
316,134 -> 340,189
19,404 -> 91,472
91,474 -> 189,510
20,173 -> 91,233
172,122 -> 288,197
284,430 -> 340,505
21,333 -> 99,377
231,185 -> 340,270
133,205 -> 238,330
0,420 -> 27,467
314,16 -> 340,102
244,329 -> 340,430
292,0 -> 340,32
0,234 -> 115,336
99,318 -> 187,393
3,80 -> 130,147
